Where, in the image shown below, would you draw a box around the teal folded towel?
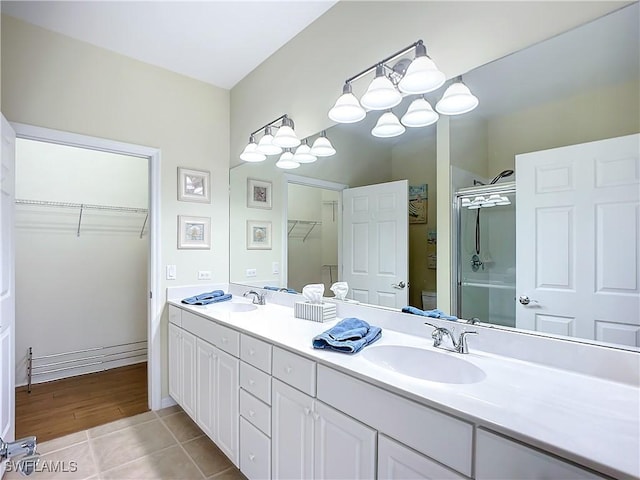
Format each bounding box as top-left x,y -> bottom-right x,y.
312,317 -> 382,354
402,306 -> 457,321
182,290 -> 230,305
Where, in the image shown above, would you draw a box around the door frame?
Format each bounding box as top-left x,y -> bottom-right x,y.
10,122 -> 162,410
282,174 -> 347,289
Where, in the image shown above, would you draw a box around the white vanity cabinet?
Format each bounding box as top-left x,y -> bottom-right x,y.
168,322 -> 196,418
196,338 -> 239,465
271,348 -> 376,480
475,429 -> 605,480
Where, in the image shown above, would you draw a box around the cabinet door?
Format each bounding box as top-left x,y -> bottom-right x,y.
196,338 -> 217,439
168,323 -> 182,404
181,329 -> 197,419
314,401 -> 376,480
378,435 -> 466,480
216,348 -> 239,466
272,379 -> 314,480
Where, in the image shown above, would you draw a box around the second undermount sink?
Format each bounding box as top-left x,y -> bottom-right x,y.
361,345 -> 486,384
207,302 -> 257,313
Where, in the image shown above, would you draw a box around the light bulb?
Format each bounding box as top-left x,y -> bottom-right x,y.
436,79 -> 479,115
360,65 -> 402,111
328,83 -> 366,123
371,111 -> 405,138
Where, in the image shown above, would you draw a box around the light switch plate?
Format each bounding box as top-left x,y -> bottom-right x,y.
246,268 -> 257,278
198,270 -> 212,280
272,262 -> 280,275
166,265 -> 176,280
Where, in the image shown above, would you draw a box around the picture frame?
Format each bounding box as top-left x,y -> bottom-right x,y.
178,167 -> 210,203
247,178 -> 272,209
246,220 -> 272,250
178,215 -> 211,249
409,184 -> 428,224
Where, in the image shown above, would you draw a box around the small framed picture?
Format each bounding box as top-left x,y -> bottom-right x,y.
178,167 -> 210,203
247,220 -> 272,250
247,178 -> 272,209
178,215 -> 211,249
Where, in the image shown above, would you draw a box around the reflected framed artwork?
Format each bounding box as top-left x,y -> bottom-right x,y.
178,167 -> 210,203
409,184 -> 428,224
247,220 -> 272,250
178,215 -> 211,249
247,178 -> 272,209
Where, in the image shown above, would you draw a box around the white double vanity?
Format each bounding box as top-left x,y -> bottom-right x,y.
167,285 -> 639,480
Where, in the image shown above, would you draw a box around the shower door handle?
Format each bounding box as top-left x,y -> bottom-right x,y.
392,281 -> 406,289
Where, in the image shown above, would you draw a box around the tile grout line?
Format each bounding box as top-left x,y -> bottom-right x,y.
156,412 -> 208,480
87,411 -> 157,440
85,430 -> 103,480
98,442 -> 182,478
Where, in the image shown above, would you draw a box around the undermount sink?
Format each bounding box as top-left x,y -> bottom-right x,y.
361,345 -> 486,384
207,302 -> 257,313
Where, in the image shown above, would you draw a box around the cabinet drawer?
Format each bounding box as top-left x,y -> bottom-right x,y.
475,428 -> 604,479
240,418 -> 271,480
272,347 -> 316,396
241,334 -> 272,373
168,305 -> 181,326
317,365 -> 473,477
240,389 -> 271,437
378,434 -> 466,480
240,361 -> 272,405
181,311 -> 239,357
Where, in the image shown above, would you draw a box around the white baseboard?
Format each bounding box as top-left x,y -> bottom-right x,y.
160,396 -> 177,409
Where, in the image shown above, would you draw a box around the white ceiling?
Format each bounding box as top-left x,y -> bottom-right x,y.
1,0 -> 337,89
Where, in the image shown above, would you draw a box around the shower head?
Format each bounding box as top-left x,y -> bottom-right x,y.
489,169 -> 514,184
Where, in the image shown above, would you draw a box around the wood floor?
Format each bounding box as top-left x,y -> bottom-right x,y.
16,362 -> 148,443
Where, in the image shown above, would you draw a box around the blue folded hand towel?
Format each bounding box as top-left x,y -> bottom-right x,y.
182,290 -> 230,305
312,317 -> 382,354
401,306 -> 458,321
263,286 -> 299,294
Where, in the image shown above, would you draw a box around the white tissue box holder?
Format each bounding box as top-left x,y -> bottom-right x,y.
294,301 -> 336,323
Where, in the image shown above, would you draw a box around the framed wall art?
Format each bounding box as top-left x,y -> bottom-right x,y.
178,167 -> 210,203
409,184 -> 428,224
247,178 -> 272,209
246,220 -> 272,250
178,215 -> 211,249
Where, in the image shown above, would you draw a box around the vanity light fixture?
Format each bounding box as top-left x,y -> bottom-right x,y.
241,114 -> 304,163
310,131 -> 336,157
292,140 -> 317,164
328,40 -> 478,137
239,134 -> 267,162
275,149 -> 300,169
256,125 -> 282,156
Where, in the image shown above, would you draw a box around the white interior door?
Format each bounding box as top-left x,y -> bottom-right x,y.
0,114 -> 16,469
516,134 -> 640,346
343,180 -> 408,308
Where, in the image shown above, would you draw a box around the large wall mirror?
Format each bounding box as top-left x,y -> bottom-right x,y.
229,4 -> 639,350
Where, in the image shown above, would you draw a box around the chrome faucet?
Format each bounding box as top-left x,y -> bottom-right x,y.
424,322 -> 477,354
243,290 -> 266,305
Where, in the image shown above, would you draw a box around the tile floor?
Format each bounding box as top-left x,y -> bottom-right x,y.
6,406 -> 247,480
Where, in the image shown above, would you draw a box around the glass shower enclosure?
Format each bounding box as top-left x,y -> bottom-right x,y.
454,182 -> 516,326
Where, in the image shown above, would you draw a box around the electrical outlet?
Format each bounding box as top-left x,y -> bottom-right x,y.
198,270 -> 212,280
272,262 -> 280,275
166,265 -> 176,280
246,268 -> 257,278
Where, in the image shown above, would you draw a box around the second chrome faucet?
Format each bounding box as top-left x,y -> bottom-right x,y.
424,322 -> 477,354
243,290 -> 266,305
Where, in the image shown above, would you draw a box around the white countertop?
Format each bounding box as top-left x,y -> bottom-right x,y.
169,297 -> 640,480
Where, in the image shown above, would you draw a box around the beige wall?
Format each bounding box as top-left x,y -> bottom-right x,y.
1,15 -> 230,399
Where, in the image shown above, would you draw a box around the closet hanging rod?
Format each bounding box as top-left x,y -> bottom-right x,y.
15,199 -> 148,214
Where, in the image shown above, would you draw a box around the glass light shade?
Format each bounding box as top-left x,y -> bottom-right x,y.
435,81 -> 479,115
461,198 -> 471,206
371,111 -> 405,138
398,56 -> 446,94
401,97 -> 439,127
275,151 -> 300,169
240,142 -> 266,162
328,92 -> 366,123
256,132 -> 282,155
495,196 -> 512,206
468,204 -> 481,210
310,135 -> 336,157
293,143 -> 317,164
272,124 -> 300,148
360,72 -> 402,111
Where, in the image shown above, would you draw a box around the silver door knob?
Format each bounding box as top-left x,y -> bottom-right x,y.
392,281 -> 406,289
519,295 -> 531,305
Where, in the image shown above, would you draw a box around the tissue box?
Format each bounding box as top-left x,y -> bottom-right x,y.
294,301 -> 336,323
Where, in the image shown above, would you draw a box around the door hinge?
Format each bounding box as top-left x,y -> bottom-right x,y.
149,291 -> 153,299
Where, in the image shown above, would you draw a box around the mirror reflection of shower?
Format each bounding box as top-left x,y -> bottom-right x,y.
455,179 -> 516,327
